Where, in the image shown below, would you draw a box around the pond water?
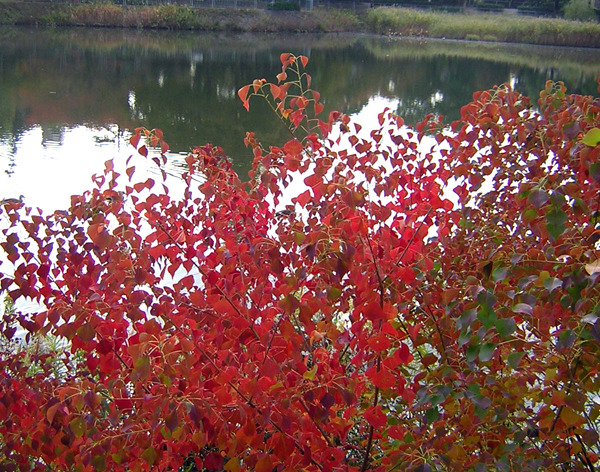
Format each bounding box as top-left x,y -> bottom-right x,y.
1,27 -> 599,211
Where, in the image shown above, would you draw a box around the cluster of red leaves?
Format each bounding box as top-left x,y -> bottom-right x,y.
1,55 -> 600,472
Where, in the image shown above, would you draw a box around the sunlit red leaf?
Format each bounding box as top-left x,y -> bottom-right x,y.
283,138 -> 303,156
364,405 -> 387,429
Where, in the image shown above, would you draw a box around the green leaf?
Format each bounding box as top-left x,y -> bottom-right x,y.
425,407 -> 439,424
546,207 -> 567,241
69,417 -> 86,439
91,455 -> 106,472
479,342 -> 496,362
477,291 -> 497,329
507,352 -> 524,369
142,447 -> 157,466
557,329 -> 576,350
458,329 -> 471,347
589,162 -> 600,185
327,286 -> 342,301
581,127 -> 600,147
492,266 -> 509,282
466,344 -> 479,363
522,208 -> 538,223
496,317 -> 516,338
477,305 -> 497,330
457,308 -> 477,330
543,277 -> 563,293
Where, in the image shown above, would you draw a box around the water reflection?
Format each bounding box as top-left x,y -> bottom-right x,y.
0,27 -> 599,208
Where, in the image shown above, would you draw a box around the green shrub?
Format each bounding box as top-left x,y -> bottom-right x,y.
562,0 -> 596,21
153,5 -> 199,28
41,8 -> 73,26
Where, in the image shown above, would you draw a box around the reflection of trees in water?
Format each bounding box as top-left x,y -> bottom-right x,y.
0,29 -> 598,174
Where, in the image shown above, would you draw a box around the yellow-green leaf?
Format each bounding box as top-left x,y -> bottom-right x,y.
303,364 -> 317,380
581,128 -> 600,147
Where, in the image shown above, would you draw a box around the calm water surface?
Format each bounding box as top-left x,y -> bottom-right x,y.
1,27 -> 599,210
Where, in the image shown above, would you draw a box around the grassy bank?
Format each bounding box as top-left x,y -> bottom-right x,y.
0,2 -> 360,32
0,2 -> 599,47
365,7 -> 600,47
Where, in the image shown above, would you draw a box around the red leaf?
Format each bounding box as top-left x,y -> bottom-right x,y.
269,83 -> 281,100
283,139 -> 303,156
238,84 -> 250,103
129,133 -> 140,148
295,189 -> 312,207
280,52 -> 291,65
367,365 -> 395,390
364,405 -> 387,429
363,302 -> 384,322
255,454 -> 273,472
368,333 -> 391,352
300,55 -> 309,68
126,166 -> 135,181
204,452 -> 223,471
396,343 -> 413,365
46,401 -> 60,424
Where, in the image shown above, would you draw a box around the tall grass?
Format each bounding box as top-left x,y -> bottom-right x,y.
364,7 -> 600,47
0,2 -> 360,32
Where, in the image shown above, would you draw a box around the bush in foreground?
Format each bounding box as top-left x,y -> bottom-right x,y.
1,55 -> 600,471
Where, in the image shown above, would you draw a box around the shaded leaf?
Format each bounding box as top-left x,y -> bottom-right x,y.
91,455 -> 106,472
425,407 -> 439,424
528,189 -> 549,208
466,344 -> 479,363
141,447 -> 157,466
546,207 -> 567,241
479,342 -> 496,362
496,317 -> 516,338
492,266 -> 509,282
512,303 -> 533,316
590,162 -> 600,185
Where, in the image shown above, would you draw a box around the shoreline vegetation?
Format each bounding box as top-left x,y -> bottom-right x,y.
0,2 -> 599,47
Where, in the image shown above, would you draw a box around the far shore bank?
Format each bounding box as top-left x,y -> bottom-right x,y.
1,1 -> 599,48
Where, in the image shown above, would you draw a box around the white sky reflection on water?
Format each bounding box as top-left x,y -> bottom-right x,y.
0,94 -> 403,213
1,125 -> 129,211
